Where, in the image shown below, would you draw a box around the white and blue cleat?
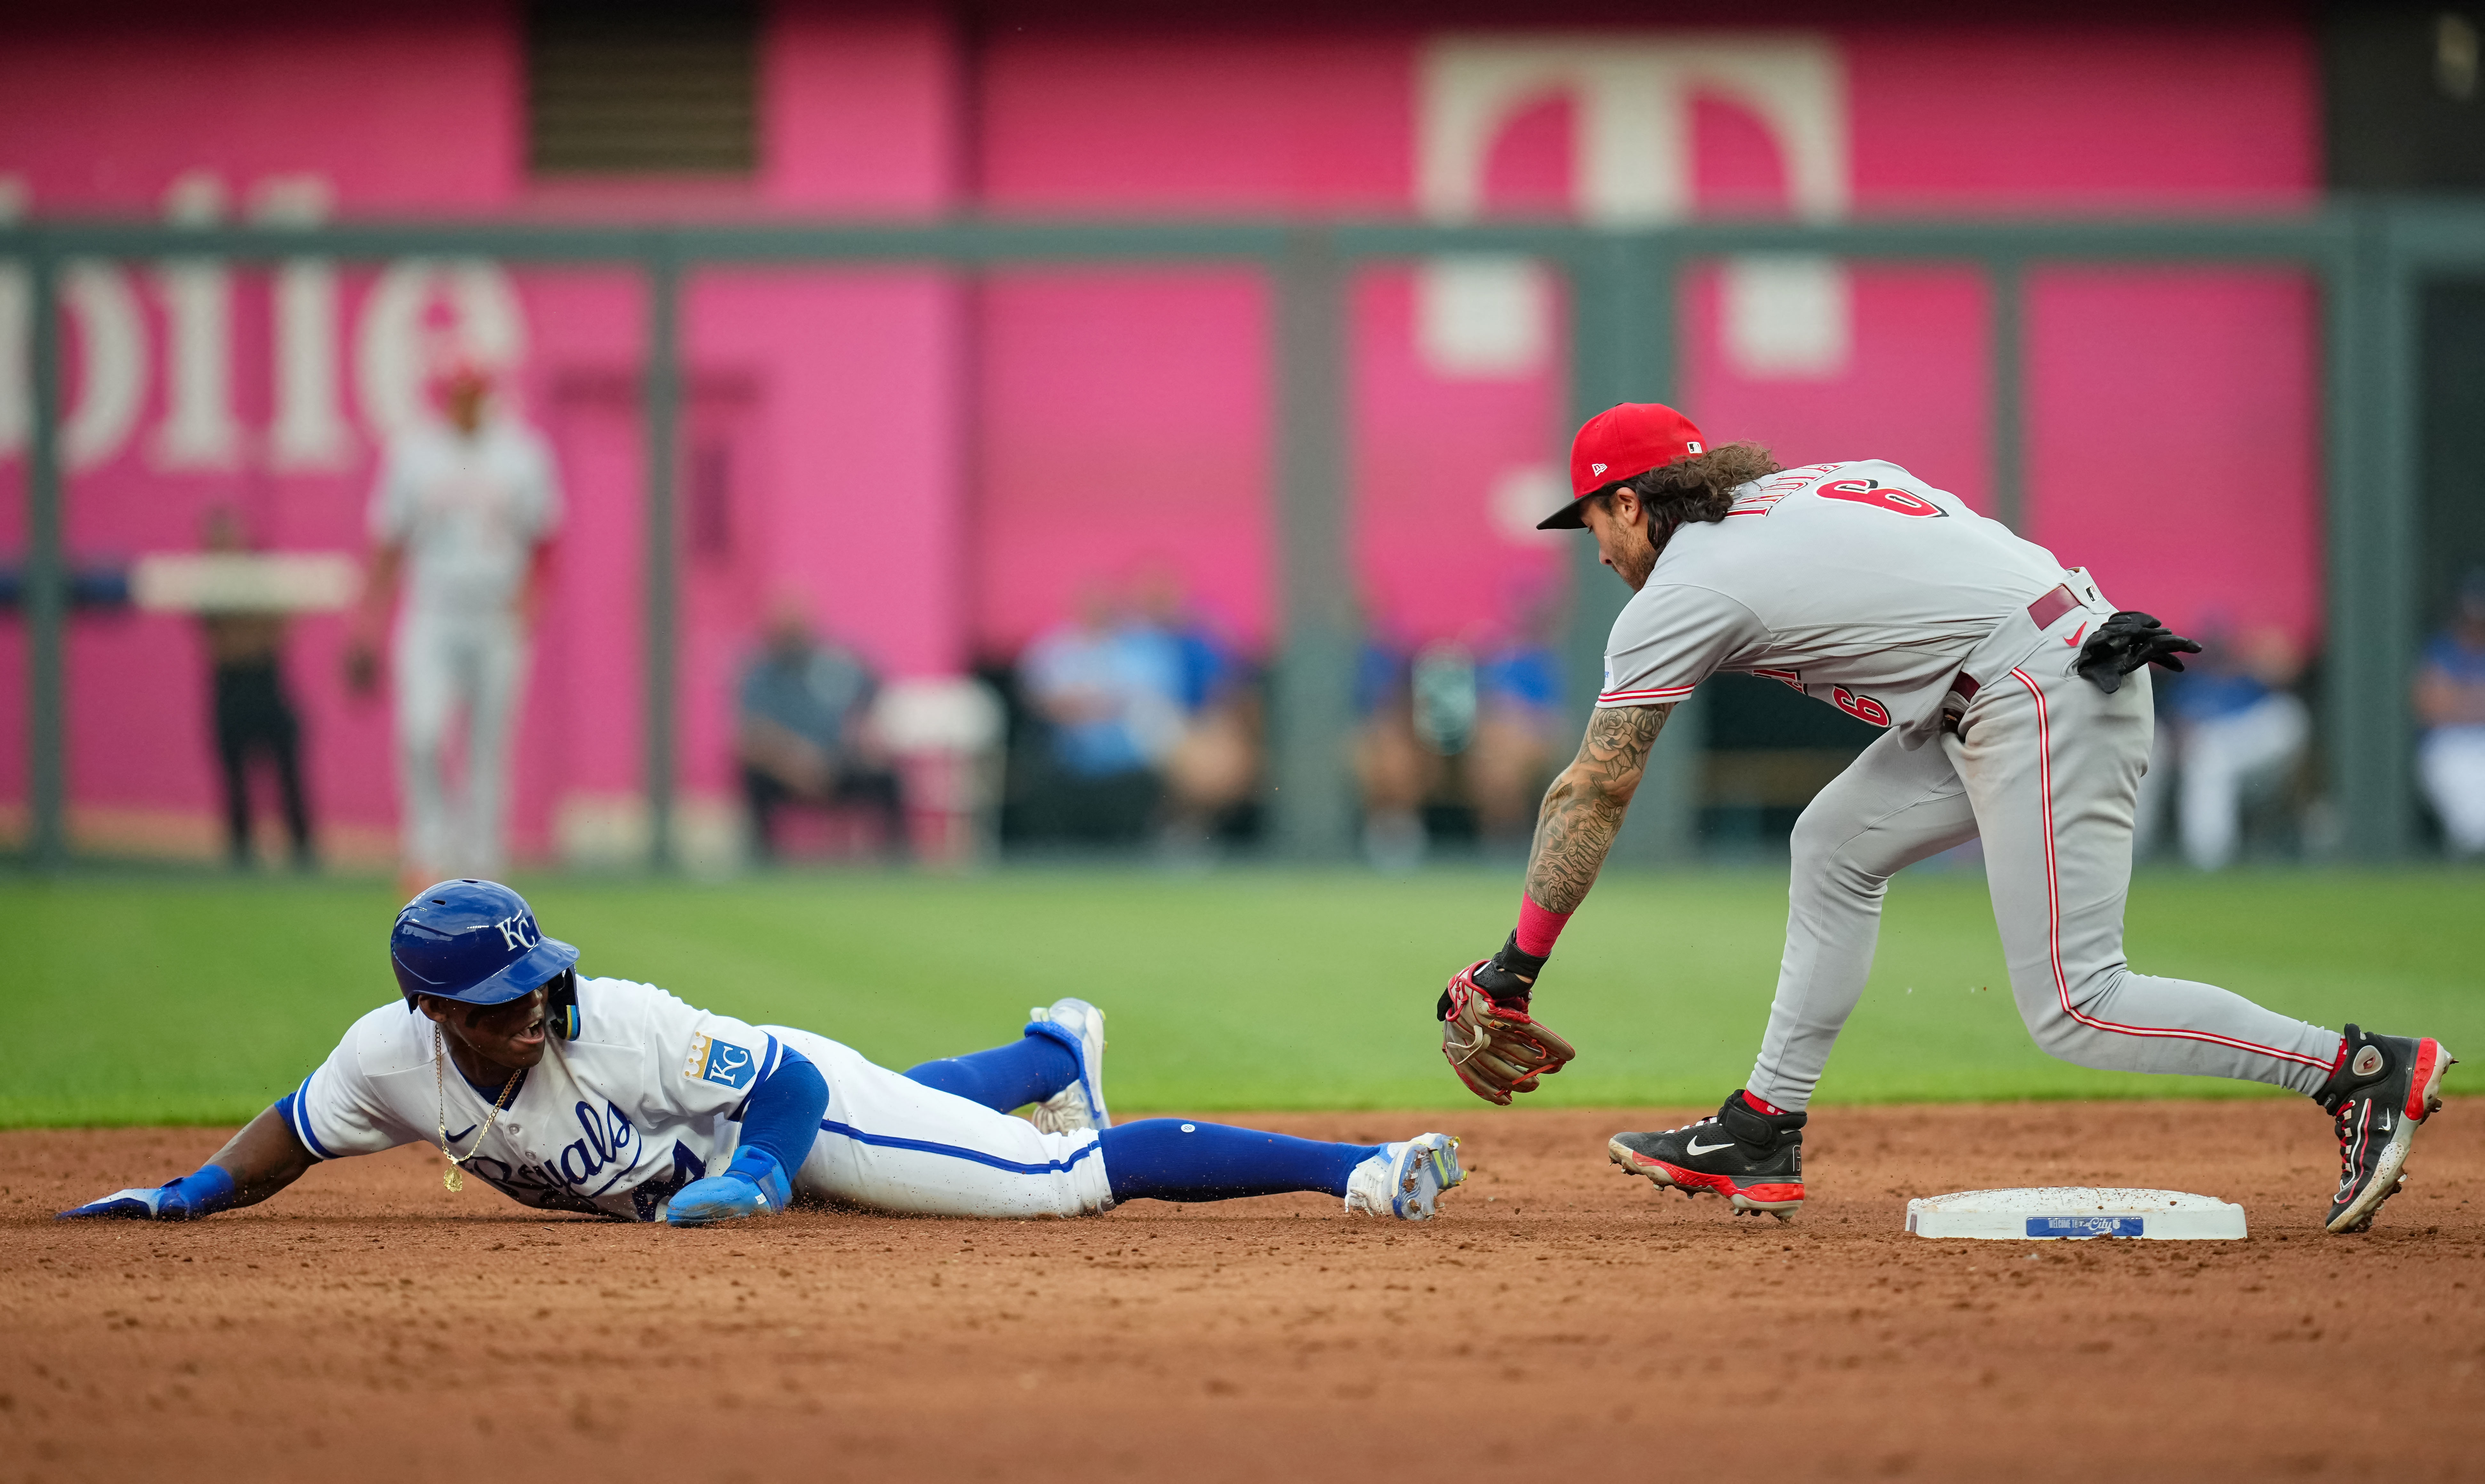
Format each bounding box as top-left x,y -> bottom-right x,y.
1346,1132 -> 1465,1221
1028,997 -> 1112,1133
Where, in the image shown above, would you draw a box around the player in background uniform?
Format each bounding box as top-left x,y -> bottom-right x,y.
1436,403 -> 2454,1235
346,365 -> 561,891
61,881 -> 1463,1227
2414,569 -> 2485,857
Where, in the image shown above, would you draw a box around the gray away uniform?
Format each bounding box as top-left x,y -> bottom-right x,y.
1599,459 -> 2342,1110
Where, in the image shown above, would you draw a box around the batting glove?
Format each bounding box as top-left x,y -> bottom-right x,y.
1436,932 -> 1547,1019
2074,610 -> 2202,694
58,1165 -> 238,1222
663,1146 -> 792,1227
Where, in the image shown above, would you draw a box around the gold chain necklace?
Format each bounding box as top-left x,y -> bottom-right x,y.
435,1023 -> 524,1193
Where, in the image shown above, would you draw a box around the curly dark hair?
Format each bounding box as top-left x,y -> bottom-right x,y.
1601,442 -> 1783,533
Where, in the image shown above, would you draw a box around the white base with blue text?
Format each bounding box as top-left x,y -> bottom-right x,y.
1905,1187 -> 2246,1241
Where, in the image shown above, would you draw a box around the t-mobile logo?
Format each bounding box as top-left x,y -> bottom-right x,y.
1411,34 -> 1853,381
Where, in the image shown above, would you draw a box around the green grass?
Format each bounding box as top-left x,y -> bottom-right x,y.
1,866 -> 2479,1126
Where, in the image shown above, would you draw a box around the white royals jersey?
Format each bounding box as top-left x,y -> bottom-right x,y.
286,976 -> 786,1221
1598,460 -> 2077,744
367,418 -> 562,618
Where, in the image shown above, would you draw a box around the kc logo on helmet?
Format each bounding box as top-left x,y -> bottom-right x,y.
495,914 -> 540,952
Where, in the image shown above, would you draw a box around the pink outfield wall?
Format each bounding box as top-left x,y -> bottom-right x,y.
0,7 -> 2322,858
0,5 -> 967,856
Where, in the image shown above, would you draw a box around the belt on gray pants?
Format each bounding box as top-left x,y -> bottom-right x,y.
1942,582 -> 2084,733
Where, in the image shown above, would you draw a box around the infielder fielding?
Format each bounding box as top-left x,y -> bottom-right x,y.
1437,402 -> 2454,1235
62,881 -> 1463,1226
347,364 -> 560,888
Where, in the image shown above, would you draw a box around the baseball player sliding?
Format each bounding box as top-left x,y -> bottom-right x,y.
62,881 -> 1463,1226
1438,402 -> 2455,1235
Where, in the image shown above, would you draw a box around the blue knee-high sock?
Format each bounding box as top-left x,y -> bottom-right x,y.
1099,1120 -> 1383,1202
903,1030 -> 1081,1113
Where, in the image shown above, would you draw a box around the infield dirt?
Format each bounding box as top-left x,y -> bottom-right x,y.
5,1100 -> 2480,1483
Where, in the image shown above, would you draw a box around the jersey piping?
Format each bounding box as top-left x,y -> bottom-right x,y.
728,1033 -> 788,1120
2015,665 -> 2332,1073
286,1075 -> 338,1160
1596,584 -> 1766,710
817,1117 -> 1104,1176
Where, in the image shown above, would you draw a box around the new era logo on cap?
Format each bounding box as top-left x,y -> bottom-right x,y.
1590,462 -> 1607,475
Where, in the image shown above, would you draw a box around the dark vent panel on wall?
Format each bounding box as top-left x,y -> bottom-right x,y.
2326,6 -> 2485,189
527,1 -> 759,175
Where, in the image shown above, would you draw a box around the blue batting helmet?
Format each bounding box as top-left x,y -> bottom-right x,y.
390,880 -> 579,1010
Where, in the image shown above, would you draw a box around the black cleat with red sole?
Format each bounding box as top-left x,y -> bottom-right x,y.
1609,1092 -> 1806,1220
2320,1025 -> 2456,1235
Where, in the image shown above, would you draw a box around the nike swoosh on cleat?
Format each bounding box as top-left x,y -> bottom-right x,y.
1684,1137 -> 1735,1156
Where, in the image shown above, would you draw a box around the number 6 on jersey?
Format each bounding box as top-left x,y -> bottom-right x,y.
1817,478 -> 1946,518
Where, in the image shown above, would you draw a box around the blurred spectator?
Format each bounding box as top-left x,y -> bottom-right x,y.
198,508 -> 314,870
2143,624 -> 2309,870
347,363 -> 560,889
2415,570 -> 2485,858
1353,625 -> 1566,869
1134,569 -> 1235,716
735,599 -> 902,861
1353,642 -> 1437,871
1134,575 -> 1261,854
1468,638 -> 1566,847
1016,589 -> 1183,845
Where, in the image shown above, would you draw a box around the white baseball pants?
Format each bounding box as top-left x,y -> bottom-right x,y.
1746,661 -> 2343,1112
394,608 -> 527,879
2419,725 -> 2485,857
2173,692 -> 2310,870
768,1029 -> 1113,1218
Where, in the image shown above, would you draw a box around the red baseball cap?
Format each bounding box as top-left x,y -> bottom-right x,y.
1538,402 -> 1707,530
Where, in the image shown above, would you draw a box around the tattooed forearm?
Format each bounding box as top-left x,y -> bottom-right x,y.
1523,703 -> 1671,914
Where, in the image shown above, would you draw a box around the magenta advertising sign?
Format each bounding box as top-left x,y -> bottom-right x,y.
0,11 -> 2320,861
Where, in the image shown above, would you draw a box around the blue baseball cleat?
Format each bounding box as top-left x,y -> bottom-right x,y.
1028,997 -> 1111,1133
663,1147 -> 791,1227
1345,1132 -> 1465,1221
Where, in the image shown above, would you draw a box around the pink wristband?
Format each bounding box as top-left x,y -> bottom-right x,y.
1514,894 -> 1573,958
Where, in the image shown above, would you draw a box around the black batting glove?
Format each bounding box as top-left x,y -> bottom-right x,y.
1437,932 -> 1548,1019
2075,610 -> 2203,694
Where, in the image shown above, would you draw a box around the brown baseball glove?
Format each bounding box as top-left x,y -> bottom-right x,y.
1437,943 -> 1577,1105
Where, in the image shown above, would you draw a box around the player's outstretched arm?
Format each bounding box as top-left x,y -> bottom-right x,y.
1525,702 -> 1671,913
1434,703 -> 1670,1105
662,1048 -> 829,1228
57,1104 -> 318,1222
